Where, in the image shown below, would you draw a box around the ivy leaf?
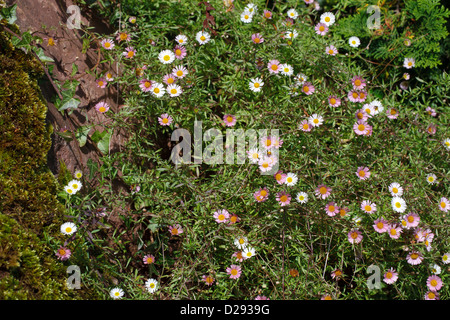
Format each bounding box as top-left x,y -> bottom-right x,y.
58,97 -> 80,111
97,130 -> 111,155
75,126 -> 91,148
33,47 -> 54,63
0,4 -> 17,24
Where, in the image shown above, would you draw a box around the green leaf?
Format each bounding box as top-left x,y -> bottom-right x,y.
90,129 -> 107,144
75,126 -> 91,148
33,47 -> 54,63
58,97 -> 80,111
97,131 -> 112,155
0,4 -> 17,24
87,158 -> 98,180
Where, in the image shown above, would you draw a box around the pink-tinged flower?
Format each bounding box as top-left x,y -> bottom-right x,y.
105,72 -> 114,82
400,81 -> 408,90
169,224 -> 183,236
365,124 -> 373,137
274,170 -> 287,185
404,212 -> 420,228
439,197 -> 450,212
55,246 -> 71,261
267,60 -> 281,74
355,109 -> 370,122
163,73 -> 177,85
213,209 -> 230,223
130,184 -> 140,194
426,124 -> 437,135
426,106 -> 437,117
129,16 -> 137,24
406,251 -> 423,265
338,207 -> 349,218
172,65 -> 188,79
425,291 -> 439,300
263,10 -> 272,19
427,275 -> 443,291
116,32 -> 131,42
325,45 -> 338,56
226,265 -> 242,279
252,33 -> 264,44
95,101 -> 110,113
255,295 -> 269,300
299,119 -> 312,132
331,269 -> 343,280
201,275 -> 215,286
353,120 -> 370,135
325,202 -> 339,217
413,228 -> 426,242
348,90 -> 360,103
358,91 -> 367,103
101,38 -> 115,50
355,166 -> 370,180
387,224 -> 402,239
135,65 -> 147,78
260,136 -> 275,150
258,156 -> 274,172
383,268 -> 398,284
321,294 -> 333,300
373,218 -> 389,233
254,187 -> 269,202
315,184 -> 331,199
386,108 -> 399,119
276,191 -> 291,206
143,254 -> 155,265
328,95 -> 341,107
403,57 -> 415,69
348,229 -> 363,244
301,82 -> 315,95
315,23 -> 328,36
96,77 -> 107,89
123,47 -> 136,59
158,113 -> 173,126
232,251 -> 245,262
361,200 -> 377,214
403,72 -> 410,80
139,79 -> 153,92
351,76 -> 366,90
223,114 -> 237,127
229,214 -> 240,225
173,45 -> 187,60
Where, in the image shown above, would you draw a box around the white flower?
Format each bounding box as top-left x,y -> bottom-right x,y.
110,287 -> 124,299
285,172 -> 298,186
362,104 -> 376,117
242,246 -> 256,259
442,138 -> 450,150
249,77 -> 264,92
294,73 -> 307,85
369,100 -> 384,115
287,8 -> 298,19
430,264 -> 441,275
64,185 -> 75,195
240,10 -> 253,23
349,36 -> 360,48
426,173 -> 438,184
388,182 -> 404,197
145,278 -> 159,293
67,179 -> 82,193
308,114 -> 324,127
244,3 -> 257,16
247,148 -> 261,164
150,82 -> 165,98
175,34 -> 188,46
234,236 -> 248,250
158,49 -> 175,64
280,64 -> 294,76
403,57 -> 415,69
296,192 -> 308,204
320,12 -> 335,26
60,222 -> 77,235
196,31 -> 211,45
285,30 -> 298,39
391,197 -> 407,213
167,84 -> 182,97
74,170 -> 83,179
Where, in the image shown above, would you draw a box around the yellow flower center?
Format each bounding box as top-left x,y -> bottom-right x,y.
120,33 -> 128,40
358,170 -> 366,177
171,89 -> 177,94
319,187 -> 327,194
287,177 -> 293,183
357,112 -> 364,119
99,106 -> 106,113
330,98 -> 336,105
231,269 -> 238,276
376,222 -> 384,229
245,15 -> 249,19
386,272 -> 393,279
254,38 -> 260,43
339,209 -> 346,217
164,55 -> 170,61
104,42 -> 110,48
154,88 -> 160,94
411,253 -> 418,259
303,124 -> 309,130
325,17 -> 330,22
98,81 -> 104,87
254,82 -> 260,88
227,116 -> 233,123
48,38 -> 55,46
175,49 -> 182,56
271,64 -> 278,71
147,257 -> 154,264
354,79 -> 361,86
430,280 -> 438,287
176,70 -> 183,77
352,92 -> 359,99
390,229 -> 397,236
149,283 -> 155,288
319,26 -> 325,32
172,228 -> 179,235
280,195 -> 288,202
162,118 -> 169,124
392,187 -> 398,193
145,81 -> 151,88
58,249 -> 66,255
260,190 -> 268,197
358,124 -> 366,131
351,232 -> 358,239
65,227 -> 72,233
303,86 -> 309,92
364,205 -> 372,212
328,205 -> 335,212
359,92 -> 365,99
441,202 -> 446,208
200,35 -> 206,41
407,216 -> 414,223
428,292 -> 436,299
127,51 -> 134,58
328,49 -> 334,54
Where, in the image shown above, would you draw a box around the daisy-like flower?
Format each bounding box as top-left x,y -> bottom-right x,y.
255,295 -> 269,300
315,184 -> 331,199
325,202 -> 339,217
167,84 -> 182,97
351,76 -> 366,90
116,31 -> 131,42
403,57 -> 415,69
254,187 -> 269,203
74,170 -> 83,179
426,173 -> 438,185
302,82 -> 315,95
145,278 -> 158,293
391,197 -> 407,213
214,209 -> 230,223
406,251 -> 423,265
442,138 -> 450,150
234,236 -> 248,250
349,36 -> 360,48
325,45 -> 338,56
258,156 -> 274,172
296,192 -> 308,204
338,207 -> 349,218
361,200 -> 377,214
105,72 -> 114,82
426,124 -> 437,135
249,77 -> 264,92
242,246 -> 256,259
158,113 -> 173,126
352,216 -> 363,226
425,291 -> 439,300
95,101 -> 110,114
285,30 -> 298,40
196,31 -> 211,45
158,49 -> 175,64
373,218 -> 389,233
128,16 -> 136,24
139,79 -> 153,92
294,73 -> 307,85
123,47 -> 136,59
321,294 -> 333,300
280,64 -> 294,76
403,73 -> 410,80
60,222 -> 77,235
299,120 -> 312,132
223,114 -> 236,127
358,91 -> 368,103
442,253 -> 450,265
388,224 -> 402,239
353,120 -> 370,135
244,3 -> 257,15
315,23 -> 328,36
201,275 -> 215,286
348,90 -> 360,103
430,264 -> 441,275
355,108 -> 370,122
274,170 -> 287,185
55,246 -> 71,261
400,81 -> 409,90
168,224 -> 183,236
263,10 -> 272,19
425,106 -> 437,117
328,96 -> 341,107
135,65 -> 147,78
150,82 -> 165,98
67,180 -> 82,193
276,191 -> 291,206
251,33 -> 264,44
348,229 -> 363,244
267,60 -> 281,74
229,214 -> 240,225
287,8 -> 298,19
226,265 -> 242,279
101,38 -> 115,50
386,108 -> 399,119
247,148 -> 261,164
427,275 -> 443,292
143,254 -> 155,265
320,12 -> 335,26
240,10 -> 253,23
362,104 -> 376,117
175,34 -> 188,46
260,136 -> 274,150
163,74 -> 177,86
383,268 -> 398,284
369,100 -> 383,115
110,288 -> 124,299
285,172 -> 298,186
439,197 -> 449,212
64,185 -> 75,195
173,45 -> 187,60
355,166 -> 370,180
